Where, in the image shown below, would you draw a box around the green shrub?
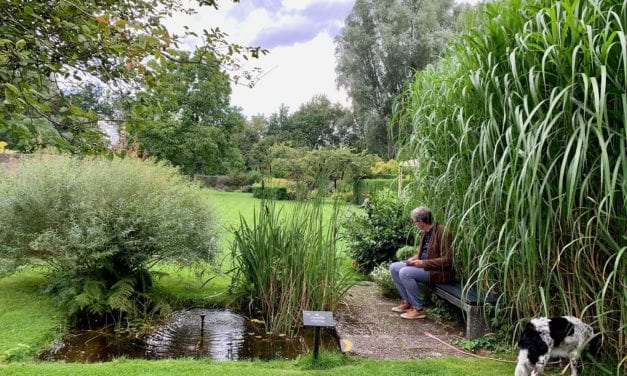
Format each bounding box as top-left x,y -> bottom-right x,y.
2,344 -> 33,362
369,263 -> 398,299
0,155 -> 219,325
245,170 -> 262,185
225,171 -> 247,187
341,191 -> 416,273
252,183 -> 289,200
395,245 -> 416,261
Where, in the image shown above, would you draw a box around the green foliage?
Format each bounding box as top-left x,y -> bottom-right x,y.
263,96 -> 357,150
0,0 -> 264,153
450,334 -> 508,353
427,295 -> 463,323
342,191 -> 416,273
269,145 -> 380,196
395,0 -> 626,367
395,245 -> 416,261
369,263 -> 399,299
353,179 -> 397,204
3,343 -> 32,362
371,160 -> 399,176
129,51 -> 247,175
230,199 -> 356,336
252,184 -> 290,200
0,155 -> 218,324
335,0 -> 458,157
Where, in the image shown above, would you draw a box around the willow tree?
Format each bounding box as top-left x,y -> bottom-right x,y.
396,0 -> 625,368
335,0 -> 458,158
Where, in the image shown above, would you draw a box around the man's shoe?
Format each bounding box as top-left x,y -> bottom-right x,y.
400,308 -> 426,319
391,303 -> 411,313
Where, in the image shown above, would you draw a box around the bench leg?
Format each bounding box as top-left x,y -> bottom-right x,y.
466,306 -> 489,339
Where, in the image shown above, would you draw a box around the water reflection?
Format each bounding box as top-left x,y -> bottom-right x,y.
146,308 -> 245,360
40,308 -> 339,363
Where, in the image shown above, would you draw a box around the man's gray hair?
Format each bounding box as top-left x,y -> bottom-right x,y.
411,207 -> 433,224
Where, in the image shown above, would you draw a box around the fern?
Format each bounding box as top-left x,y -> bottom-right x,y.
107,278 -> 135,313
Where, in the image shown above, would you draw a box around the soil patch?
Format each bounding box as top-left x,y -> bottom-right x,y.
334,281 -> 467,359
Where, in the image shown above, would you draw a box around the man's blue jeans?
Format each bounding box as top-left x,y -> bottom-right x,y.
389,261 -> 430,309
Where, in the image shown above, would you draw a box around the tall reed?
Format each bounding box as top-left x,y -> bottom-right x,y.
229,197 -> 355,336
395,0 -> 625,369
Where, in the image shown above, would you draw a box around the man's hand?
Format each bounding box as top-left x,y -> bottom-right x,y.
406,259 -> 423,268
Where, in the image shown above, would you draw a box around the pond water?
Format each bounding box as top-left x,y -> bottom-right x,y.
40,308 -> 339,362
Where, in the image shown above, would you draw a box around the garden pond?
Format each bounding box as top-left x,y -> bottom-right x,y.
40,308 -> 339,362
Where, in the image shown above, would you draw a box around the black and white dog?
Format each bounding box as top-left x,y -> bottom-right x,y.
515,316 -> 597,376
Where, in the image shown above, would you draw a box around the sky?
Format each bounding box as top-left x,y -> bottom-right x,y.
166,0 -> 479,119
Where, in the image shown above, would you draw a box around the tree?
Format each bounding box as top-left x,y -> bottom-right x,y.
0,0 -> 264,153
288,95 -> 349,148
129,50 -> 247,175
263,95 -> 355,149
335,0 -> 457,158
303,147 -> 379,190
265,104 -> 292,141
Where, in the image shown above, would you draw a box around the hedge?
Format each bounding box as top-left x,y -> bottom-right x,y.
353,178 -> 398,204
252,184 -> 290,200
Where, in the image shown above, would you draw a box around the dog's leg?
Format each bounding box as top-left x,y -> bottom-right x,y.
568,351 -> 579,376
515,349 -> 532,376
514,360 -> 530,376
533,354 -> 548,375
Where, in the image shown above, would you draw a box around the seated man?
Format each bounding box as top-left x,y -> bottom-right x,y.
389,206 -> 455,319
358,193 -> 371,208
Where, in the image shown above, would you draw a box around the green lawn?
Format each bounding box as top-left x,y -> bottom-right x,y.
0,269 -> 65,362
0,356 -> 516,375
0,190 -> 520,374
205,190 -> 355,247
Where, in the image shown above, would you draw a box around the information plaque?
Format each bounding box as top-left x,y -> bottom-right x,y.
302,310 -> 335,360
302,310 -> 335,327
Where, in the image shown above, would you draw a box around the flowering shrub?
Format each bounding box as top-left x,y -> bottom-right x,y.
369,263 -> 398,298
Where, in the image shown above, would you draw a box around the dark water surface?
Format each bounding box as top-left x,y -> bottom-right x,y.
40,308 -> 339,362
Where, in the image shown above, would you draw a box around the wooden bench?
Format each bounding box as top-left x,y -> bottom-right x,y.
429,282 -> 498,339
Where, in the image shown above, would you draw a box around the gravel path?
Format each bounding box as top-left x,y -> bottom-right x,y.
334,281 -> 468,359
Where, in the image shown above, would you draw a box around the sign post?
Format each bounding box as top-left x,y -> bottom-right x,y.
302,310 -> 335,361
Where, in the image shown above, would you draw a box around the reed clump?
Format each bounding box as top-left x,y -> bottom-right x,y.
395,0 -> 626,369
229,197 -> 354,336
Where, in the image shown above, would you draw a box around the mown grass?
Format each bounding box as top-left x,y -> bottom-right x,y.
0,269 -> 65,362
0,356 -> 518,375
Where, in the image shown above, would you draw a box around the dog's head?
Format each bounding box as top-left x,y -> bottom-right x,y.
518,322 -> 549,365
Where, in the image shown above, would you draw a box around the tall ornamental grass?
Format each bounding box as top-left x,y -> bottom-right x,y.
230,198 -> 355,336
395,0 -> 625,368
0,155 -> 219,325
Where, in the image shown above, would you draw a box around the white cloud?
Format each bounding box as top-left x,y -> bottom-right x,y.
232,31 -> 350,116
164,1 -> 352,118
282,0 -> 353,12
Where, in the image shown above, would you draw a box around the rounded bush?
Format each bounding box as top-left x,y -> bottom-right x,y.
395,245 -> 416,261
0,155 -> 219,321
342,191 -> 416,273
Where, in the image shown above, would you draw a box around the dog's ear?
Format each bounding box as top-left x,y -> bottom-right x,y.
519,323 -> 549,355
518,322 -> 536,348
533,335 -> 549,354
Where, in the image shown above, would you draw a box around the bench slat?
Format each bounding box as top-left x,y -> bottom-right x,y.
433,283 -> 498,305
